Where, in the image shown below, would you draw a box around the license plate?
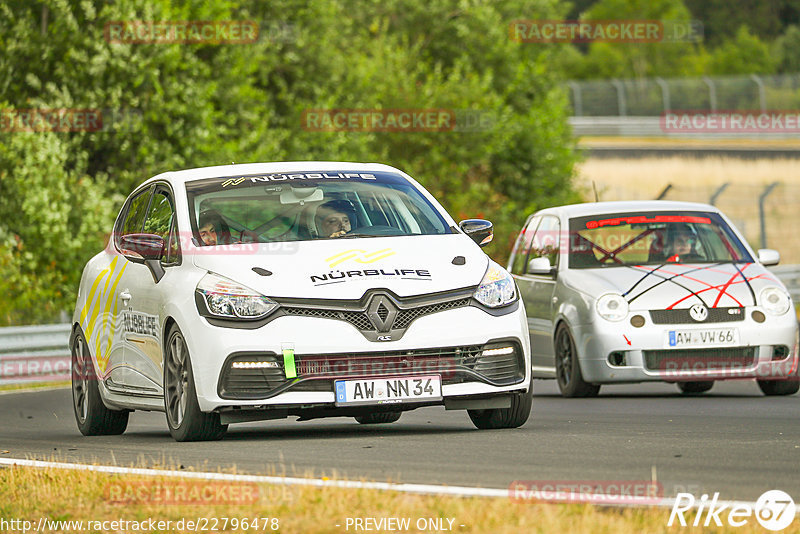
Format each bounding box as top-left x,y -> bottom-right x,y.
665,328 -> 739,348
334,375 -> 442,406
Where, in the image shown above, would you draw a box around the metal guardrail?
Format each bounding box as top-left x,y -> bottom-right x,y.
570,116 -> 800,140
0,323 -> 71,384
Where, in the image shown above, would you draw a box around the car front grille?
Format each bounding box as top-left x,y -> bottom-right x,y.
649,307 -> 745,324
218,343 -> 523,400
643,347 -> 757,371
281,298 -> 471,332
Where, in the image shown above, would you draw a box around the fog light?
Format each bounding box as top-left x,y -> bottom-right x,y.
608,351 -> 626,366
772,345 -> 790,361
232,361 -> 280,369
752,310 -> 766,323
481,346 -> 515,357
630,315 -> 645,328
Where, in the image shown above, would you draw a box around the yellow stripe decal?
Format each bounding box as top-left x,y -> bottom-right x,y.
87,257 -> 119,342
98,262 -> 127,375
80,265 -> 112,334
96,260 -> 127,360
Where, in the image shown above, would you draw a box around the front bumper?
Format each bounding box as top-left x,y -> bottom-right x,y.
184,303 -> 530,412
572,307 -> 798,384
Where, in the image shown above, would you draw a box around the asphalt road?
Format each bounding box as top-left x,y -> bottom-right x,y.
1,380 -> 798,501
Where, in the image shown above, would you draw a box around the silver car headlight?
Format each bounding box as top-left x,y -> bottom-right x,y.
474,261 -> 517,308
596,293 -> 629,321
759,286 -> 791,316
197,273 -> 277,319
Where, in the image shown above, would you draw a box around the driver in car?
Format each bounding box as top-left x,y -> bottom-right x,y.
315,200 -> 354,238
198,209 -> 233,246
665,224 -> 704,262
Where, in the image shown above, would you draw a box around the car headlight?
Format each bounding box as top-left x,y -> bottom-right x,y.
596,293 -> 629,321
474,261 -> 517,308
760,286 -> 791,316
197,273 -> 277,319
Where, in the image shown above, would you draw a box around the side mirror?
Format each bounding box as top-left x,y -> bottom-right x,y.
459,219 -> 493,247
528,256 -> 554,275
757,248 -> 780,266
120,234 -> 166,283
120,233 -> 165,262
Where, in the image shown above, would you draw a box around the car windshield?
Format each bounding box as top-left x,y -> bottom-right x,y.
185,170 -> 451,245
567,211 -> 753,268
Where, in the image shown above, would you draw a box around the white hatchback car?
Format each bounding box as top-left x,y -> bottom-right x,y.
71,162 -> 531,441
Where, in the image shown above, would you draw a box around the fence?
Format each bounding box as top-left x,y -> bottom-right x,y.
0,324 -> 71,384
568,73 -> 800,117
652,182 -> 800,264
567,73 -> 800,138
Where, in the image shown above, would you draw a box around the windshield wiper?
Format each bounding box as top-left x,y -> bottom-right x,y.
337,232 -> 385,239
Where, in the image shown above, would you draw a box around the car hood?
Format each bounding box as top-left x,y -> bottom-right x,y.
562,262 -> 784,309
190,234 -> 489,299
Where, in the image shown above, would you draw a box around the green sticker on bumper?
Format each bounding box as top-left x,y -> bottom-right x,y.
283,348 -> 296,379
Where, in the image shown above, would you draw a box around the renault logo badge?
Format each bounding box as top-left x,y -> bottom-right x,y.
367,295 -> 398,333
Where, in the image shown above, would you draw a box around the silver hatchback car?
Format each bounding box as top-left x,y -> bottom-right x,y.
508,201 -> 799,397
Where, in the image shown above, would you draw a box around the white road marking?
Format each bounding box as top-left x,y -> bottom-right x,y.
0,457 -> 760,509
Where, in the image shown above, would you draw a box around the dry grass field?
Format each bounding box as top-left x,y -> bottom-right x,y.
576,157 -> 800,264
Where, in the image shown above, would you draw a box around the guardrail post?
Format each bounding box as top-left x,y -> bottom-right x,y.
759,182 -> 780,248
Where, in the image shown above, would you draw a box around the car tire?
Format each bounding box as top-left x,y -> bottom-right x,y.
757,377 -> 800,396
468,379 -> 533,430
71,329 -> 129,436
554,323 -> 600,398
677,381 -> 714,394
164,325 -> 227,442
354,412 -> 402,424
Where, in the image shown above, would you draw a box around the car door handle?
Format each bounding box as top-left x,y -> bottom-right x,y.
120,290 -> 132,304
552,296 -> 558,304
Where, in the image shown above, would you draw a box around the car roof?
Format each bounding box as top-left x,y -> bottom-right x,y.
142,161 -> 409,188
533,200 -> 722,219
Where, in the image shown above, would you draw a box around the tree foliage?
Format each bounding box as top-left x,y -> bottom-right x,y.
0,0 -> 580,325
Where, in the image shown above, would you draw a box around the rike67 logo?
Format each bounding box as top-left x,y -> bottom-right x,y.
669,490 -> 796,531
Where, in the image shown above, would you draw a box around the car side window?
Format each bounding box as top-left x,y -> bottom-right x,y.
143,189 -> 178,263
143,190 -> 174,239
118,188 -> 152,246
510,216 -> 540,275
529,216 -> 561,269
